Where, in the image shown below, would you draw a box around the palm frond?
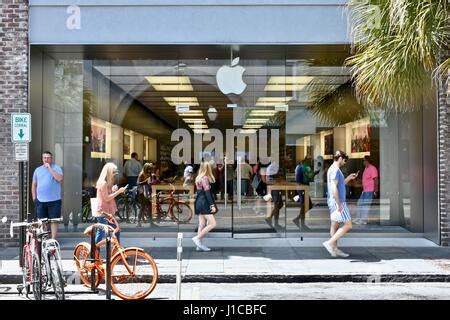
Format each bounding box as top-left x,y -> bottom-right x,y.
346,0 -> 447,112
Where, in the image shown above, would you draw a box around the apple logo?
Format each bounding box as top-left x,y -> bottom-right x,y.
216,57 -> 247,95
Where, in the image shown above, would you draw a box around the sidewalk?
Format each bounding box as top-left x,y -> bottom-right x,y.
1,237 -> 449,284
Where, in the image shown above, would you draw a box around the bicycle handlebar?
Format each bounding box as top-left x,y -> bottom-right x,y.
9,217 -> 63,238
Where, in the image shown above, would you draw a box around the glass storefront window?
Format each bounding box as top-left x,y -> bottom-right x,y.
30,45 -> 433,237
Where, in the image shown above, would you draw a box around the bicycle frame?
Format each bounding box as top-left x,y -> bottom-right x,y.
91,218 -> 138,276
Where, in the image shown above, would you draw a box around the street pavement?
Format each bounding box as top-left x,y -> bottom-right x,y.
1,237 -> 449,285
0,282 -> 449,300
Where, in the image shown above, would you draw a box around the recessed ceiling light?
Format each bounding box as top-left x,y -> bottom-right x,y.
164,97 -> 199,106
264,76 -> 314,91
182,118 -> 206,123
177,111 -> 204,117
255,97 -> 292,107
249,110 -> 278,117
146,76 -> 193,91
243,124 -> 263,129
246,118 -> 269,123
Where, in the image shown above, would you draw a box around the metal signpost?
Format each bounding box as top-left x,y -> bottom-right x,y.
11,113 -> 31,267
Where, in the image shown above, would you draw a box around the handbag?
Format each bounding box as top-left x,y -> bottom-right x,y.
210,203 -> 218,215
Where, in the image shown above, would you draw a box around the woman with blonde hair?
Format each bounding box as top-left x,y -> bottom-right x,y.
192,161 -> 217,251
94,162 -> 127,243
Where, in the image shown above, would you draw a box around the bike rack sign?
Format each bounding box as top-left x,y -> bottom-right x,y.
14,143 -> 29,162
11,113 -> 32,143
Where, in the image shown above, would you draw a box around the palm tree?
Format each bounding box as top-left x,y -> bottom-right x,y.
345,0 -> 448,112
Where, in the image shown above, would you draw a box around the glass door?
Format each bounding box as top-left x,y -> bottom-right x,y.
229,53 -> 287,236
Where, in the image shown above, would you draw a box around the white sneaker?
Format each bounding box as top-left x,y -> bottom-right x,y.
192,236 -> 202,248
335,248 -> 350,258
192,236 -> 211,251
322,241 -> 337,257
353,219 -> 362,225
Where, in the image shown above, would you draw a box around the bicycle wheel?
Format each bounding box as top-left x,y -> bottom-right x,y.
73,242 -> 101,288
21,245 -> 31,296
49,253 -> 65,300
171,201 -> 193,224
32,253 -> 42,300
110,248 -> 158,300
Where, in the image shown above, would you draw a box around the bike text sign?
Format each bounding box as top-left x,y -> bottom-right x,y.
11,113 -> 31,143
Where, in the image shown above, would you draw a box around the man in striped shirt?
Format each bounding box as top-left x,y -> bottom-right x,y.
323,150 -> 358,258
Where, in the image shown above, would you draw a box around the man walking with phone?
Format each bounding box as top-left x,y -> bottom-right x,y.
32,151 -> 63,239
323,150 -> 358,258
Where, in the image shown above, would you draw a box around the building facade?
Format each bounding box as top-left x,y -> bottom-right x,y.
0,0 -> 448,246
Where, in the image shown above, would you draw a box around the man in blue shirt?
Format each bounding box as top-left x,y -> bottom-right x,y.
323,150 -> 357,258
32,151 -> 63,239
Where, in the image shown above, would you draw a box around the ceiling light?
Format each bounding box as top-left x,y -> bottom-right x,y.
164,97 -> 199,106
264,84 -> 307,91
207,107 -> 218,121
182,118 -> 206,123
249,110 -> 278,117
265,76 -> 314,91
255,97 -> 293,107
188,124 -> 209,129
245,118 -> 269,123
243,124 -> 263,129
146,76 -> 193,91
177,111 -> 204,117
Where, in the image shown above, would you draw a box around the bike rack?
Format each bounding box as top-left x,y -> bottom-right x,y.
89,225 -> 112,300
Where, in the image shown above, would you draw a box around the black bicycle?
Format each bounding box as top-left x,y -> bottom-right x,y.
116,186 -> 141,223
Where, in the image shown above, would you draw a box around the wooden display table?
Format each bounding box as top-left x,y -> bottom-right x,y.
266,184 -> 310,215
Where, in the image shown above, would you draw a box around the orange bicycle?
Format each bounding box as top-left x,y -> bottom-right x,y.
73,216 -> 158,300
153,180 -> 193,224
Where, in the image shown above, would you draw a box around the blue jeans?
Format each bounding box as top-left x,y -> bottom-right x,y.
241,179 -> 249,195
357,192 -> 374,220
95,217 -> 120,244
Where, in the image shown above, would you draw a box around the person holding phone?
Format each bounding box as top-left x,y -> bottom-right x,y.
355,156 -> 379,225
94,162 -> 127,244
323,150 -> 358,258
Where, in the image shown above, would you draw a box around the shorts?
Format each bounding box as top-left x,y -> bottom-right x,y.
327,201 -> 351,223
35,199 -> 62,220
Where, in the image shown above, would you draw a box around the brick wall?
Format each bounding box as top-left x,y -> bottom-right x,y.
439,49 -> 450,246
0,0 -> 28,247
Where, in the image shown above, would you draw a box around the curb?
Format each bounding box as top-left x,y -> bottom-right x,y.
1,272 -> 449,285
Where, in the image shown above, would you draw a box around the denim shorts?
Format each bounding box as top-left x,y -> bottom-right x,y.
35,199 -> 62,219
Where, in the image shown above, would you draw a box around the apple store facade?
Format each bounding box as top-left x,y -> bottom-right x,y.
27,1 -> 441,243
